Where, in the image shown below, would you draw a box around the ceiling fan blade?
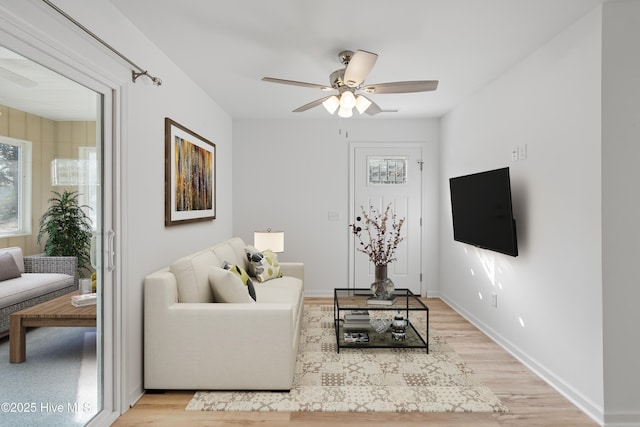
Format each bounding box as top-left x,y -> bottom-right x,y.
292,95 -> 334,112
262,77 -> 331,91
363,80 -> 438,94
343,50 -> 378,88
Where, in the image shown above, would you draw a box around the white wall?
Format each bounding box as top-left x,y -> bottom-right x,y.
0,0 -> 233,415
232,118 -> 439,296
602,1 -> 640,425
440,7 -> 604,423
121,41 -> 233,410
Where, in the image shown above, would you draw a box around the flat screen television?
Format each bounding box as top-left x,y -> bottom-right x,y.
449,167 -> 518,257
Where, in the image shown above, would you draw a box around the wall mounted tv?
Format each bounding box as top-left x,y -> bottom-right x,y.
449,167 -> 518,257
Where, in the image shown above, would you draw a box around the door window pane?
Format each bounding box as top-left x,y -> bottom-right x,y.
368,156 -> 407,185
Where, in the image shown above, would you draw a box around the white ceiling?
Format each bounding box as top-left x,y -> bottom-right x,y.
0,47 -> 98,122
0,0 -> 604,121
110,0 -> 604,120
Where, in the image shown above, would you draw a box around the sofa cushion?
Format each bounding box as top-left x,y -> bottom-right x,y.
0,252 -> 21,282
245,247 -> 282,283
170,249 -> 220,303
0,247 -> 25,273
222,261 -> 256,301
253,276 -> 304,325
208,266 -> 255,303
0,273 -> 74,309
212,238 -> 249,271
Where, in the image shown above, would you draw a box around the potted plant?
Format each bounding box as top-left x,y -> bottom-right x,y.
37,190 -> 93,277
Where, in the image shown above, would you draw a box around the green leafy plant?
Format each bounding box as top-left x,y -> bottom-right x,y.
37,190 -> 93,277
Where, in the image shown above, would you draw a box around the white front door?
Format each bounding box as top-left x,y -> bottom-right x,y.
349,143 -> 423,295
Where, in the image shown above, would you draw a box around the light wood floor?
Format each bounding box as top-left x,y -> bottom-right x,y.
113,297 -> 598,427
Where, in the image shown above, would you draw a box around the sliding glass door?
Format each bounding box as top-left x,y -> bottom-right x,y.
0,44 -> 112,426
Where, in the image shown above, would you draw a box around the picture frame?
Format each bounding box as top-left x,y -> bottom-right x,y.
165,118 -> 216,226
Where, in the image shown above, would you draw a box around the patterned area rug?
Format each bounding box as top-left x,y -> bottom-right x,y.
186,305 -> 508,413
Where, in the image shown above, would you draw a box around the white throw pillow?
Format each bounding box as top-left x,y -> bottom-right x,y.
208,266 -> 255,303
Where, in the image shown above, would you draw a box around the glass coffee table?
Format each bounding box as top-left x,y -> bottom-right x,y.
333,288 -> 429,353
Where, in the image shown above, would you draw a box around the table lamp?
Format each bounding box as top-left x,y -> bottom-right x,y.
253,229 -> 284,253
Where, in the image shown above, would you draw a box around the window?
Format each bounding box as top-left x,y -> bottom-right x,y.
79,146 -> 97,229
50,148 -> 98,230
0,136 -> 32,237
368,156 -> 408,185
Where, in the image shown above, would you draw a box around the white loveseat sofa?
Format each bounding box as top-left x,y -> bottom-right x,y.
144,237 -> 304,391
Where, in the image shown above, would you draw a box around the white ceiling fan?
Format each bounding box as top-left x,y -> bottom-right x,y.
262,49 -> 438,118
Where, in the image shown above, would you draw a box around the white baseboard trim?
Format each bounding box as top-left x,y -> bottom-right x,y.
128,388 -> 144,409
304,289 -> 441,299
425,289 -> 440,298
304,290 -> 333,298
439,293 -> 605,426
604,411 -> 640,427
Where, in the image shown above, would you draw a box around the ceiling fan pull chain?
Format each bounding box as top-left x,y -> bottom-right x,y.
337,118 -> 349,139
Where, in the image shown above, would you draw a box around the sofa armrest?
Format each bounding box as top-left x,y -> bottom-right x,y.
24,255 -> 78,287
279,262 -> 304,282
145,301 -> 297,389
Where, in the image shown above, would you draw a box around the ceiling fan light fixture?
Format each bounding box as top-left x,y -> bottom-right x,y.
322,95 -> 340,114
355,95 -> 372,114
262,49 -> 438,118
339,90 -> 356,109
338,105 -> 353,118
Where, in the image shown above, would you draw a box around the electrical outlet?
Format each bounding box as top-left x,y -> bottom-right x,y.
511,148 -> 519,161
491,293 -> 498,308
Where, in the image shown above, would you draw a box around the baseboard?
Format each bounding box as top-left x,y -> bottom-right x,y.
439,293 -> 605,426
425,289 -> 440,298
304,290 -> 333,298
604,411 -> 640,426
127,388 -> 144,409
304,289 -> 440,298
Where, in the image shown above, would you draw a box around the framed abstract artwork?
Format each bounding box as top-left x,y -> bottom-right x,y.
165,118 -> 216,225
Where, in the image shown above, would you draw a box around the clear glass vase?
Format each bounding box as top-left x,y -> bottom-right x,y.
370,265 -> 395,300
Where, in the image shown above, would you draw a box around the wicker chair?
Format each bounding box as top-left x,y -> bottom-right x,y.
0,255 -> 77,338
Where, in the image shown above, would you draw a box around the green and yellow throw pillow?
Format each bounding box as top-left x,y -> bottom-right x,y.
244,246 -> 282,283
222,261 -> 256,301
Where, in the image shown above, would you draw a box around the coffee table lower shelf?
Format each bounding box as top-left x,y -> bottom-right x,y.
335,320 -> 428,352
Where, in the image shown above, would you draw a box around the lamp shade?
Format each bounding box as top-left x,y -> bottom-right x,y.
338,106 -> 353,118
254,230 -> 284,253
322,96 -> 340,114
355,95 -> 372,114
339,90 -> 356,109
